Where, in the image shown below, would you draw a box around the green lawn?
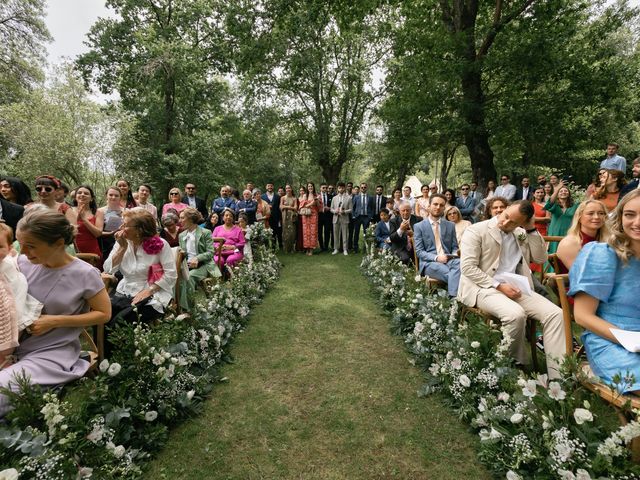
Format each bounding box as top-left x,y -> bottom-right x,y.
145,252 -> 490,480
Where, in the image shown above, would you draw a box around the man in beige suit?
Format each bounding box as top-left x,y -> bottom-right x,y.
331,182 -> 353,255
457,201 -> 566,378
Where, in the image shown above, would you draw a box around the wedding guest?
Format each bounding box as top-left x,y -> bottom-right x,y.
262,183 -> 282,249
544,182 -> 578,254
374,208 -> 392,250
1,209 -> 110,417
99,187 -> 125,259
445,205 -> 471,245
455,184 -> 477,221
389,202 -> 420,265
236,189 -> 257,225
444,188 -> 456,208
0,180 -> 25,233
73,185 -> 104,269
532,186 -> 551,236
392,188 -> 403,211
619,157 -> 640,202
386,198 -> 397,219
116,179 -> 137,209
0,177 -> 33,206
592,169 -> 625,212
352,182 -> 374,254
298,183 -> 320,256
213,209 -> 246,267
469,181 -> 483,203
54,181 -> 70,205
494,174 -> 516,201
29,176 -> 76,225
296,186 -> 306,252
549,174 -> 560,190
569,190 -> 640,393
372,185 -> 386,221
204,212 -> 219,232
253,188 -> 271,228
104,209 -> 177,324
484,196 -> 508,220
556,200 -> 608,274
160,212 -> 181,248
162,187 -> 189,217
280,185 -> 298,253
401,186 -> 415,212
543,183 -> 554,202
331,182 -> 352,255
600,142 -> 626,173
585,168 -> 607,199
182,183 -> 208,220
415,185 -> 431,219
178,207 -> 221,310
277,186 -> 286,198
484,179 -> 497,202
211,186 -> 237,222
318,183 -> 333,252
136,184 -> 158,220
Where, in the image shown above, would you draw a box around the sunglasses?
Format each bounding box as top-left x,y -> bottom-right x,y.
461,188 -> 469,191
169,192 -> 180,196
186,187 -> 195,190
35,185 -> 54,193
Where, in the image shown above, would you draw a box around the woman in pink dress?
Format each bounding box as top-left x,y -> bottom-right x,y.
161,187 -> 189,217
298,182 -> 321,256
213,209 -> 246,267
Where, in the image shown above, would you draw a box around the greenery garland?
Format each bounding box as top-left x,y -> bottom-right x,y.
0,223 -> 280,479
361,248 -> 640,479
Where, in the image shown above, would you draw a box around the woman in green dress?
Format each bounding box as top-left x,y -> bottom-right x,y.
279,184 -> 298,253
544,182 -> 579,254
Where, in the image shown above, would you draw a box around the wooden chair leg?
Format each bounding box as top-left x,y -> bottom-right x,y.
527,318 -> 540,373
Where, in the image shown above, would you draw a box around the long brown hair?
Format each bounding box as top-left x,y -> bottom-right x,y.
608,189 -> 640,264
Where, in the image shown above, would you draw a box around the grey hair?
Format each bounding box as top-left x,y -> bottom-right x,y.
398,201 -> 412,210
252,188 -> 262,195
161,212 -> 179,224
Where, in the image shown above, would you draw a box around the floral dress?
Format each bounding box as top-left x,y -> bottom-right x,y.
299,194 -> 320,249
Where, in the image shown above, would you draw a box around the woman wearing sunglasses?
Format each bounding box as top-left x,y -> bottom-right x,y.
161,188 -> 189,217
29,176 -> 76,225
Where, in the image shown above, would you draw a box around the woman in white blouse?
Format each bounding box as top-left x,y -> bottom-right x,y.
104,208 -> 177,324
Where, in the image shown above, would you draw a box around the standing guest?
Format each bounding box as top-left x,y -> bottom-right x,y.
262,183 -> 281,248
73,185 -> 104,269
443,188 -> 456,208
211,186 -> 237,223
0,177 -> 33,206
537,175 -> 547,186
246,182 -> 255,193
348,185 -> 358,252
392,188 -> 403,212
388,202 -> 420,265
484,179 -> 497,202
415,185 -> 431,219
468,181 -> 483,203
429,182 -> 439,197
568,190 -> 640,393
549,174 -> 560,191
0,192 -> 25,234
373,185 -> 387,221
374,208 -> 392,250
513,176 -> 533,201
318,183 -> 333,252
254,188 -> 271,228
455,184 -> 477,221
298,182 -> 320,256
600,142 -> 627,173
532,186 -> 551,236
204,212 -> 219,232
29,176 -> 76,225
178,207 -> 221,310
556,200 -> 608,274
277,186 -> 286,198
544,182 -> 578,254
346,182 -> 353,195
116,179 -> 137,209
98,187 -> 124,259
352,182 -> 374,254
135,184 -> 158,220
585,168 -> 607,199
386,198 -> 396,219
592,169 -> 625,212
458,201 -> 566,378
401,186 -> 415,212
104,209 -> 176,325
1,210 -> 110,417
182,183 -> 209,220
280,185 -> 298,253
619,157 -> 640,202
543,183 -> 554,202
415,194 -> 461,297
445,205 -> 471,246
331,182 -> 352,255
296,186 -> 306,252
159,212 -> 181,247
236,189 -> 257,225
484,196 -> 509,220
213,209 -> 246,267
54,182 -> 70,205
495,174 -> 516,201
162,188 -> 189,217
327,184 -> 335,196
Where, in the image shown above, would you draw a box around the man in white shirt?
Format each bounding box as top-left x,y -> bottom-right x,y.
401,185 -> 415,212
600,142 -> 626,173
494,174 -> 516,201
136,184 -> 158,220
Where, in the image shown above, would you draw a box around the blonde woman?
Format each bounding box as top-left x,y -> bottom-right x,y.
444,205 -> 471,245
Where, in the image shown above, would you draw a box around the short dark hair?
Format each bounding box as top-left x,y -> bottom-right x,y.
346,182 -> 353,187
607,142 -> 619,148
379,208 -> 390,215
320,182 -> 327,187
138,184 -> 153,193
59,182 -> 69,194
429,193 -> 446,204
461,183 -> 470,189
376,184 -> 383,190
337,182 -> 346,188
513,200 -> 535,220
633,157 -> 640,166
501,174 -> 510,180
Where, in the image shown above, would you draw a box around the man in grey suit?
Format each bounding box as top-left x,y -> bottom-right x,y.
331,182 -> 352,255
414,194 -> 461,297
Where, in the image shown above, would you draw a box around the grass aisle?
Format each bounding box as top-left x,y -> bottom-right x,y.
146,253 -> 490,480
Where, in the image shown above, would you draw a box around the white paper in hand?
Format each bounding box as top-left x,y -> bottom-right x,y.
493,272 -> 532,296
610,328 -> 640,353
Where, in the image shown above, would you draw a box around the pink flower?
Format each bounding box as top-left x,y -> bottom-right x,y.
142,236 -> 164,255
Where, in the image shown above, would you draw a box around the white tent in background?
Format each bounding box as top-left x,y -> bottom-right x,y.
404,175 -> 423,196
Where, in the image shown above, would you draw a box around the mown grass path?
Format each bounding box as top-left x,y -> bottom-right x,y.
146,253 -> 490,479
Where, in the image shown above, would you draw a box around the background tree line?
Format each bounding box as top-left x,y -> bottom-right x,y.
0,0 -> 639,203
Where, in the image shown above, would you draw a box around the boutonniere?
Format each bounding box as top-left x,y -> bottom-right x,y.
515,227 -> 527,243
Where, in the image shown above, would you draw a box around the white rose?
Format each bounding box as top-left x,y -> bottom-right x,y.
506,471 -> 522,480
497,392 -> 510,403
471,341 -> 481,349
510,413 -> 524,424
451,358 -> 462,370
78,467 -> 93,478
575,469 -> 591,480
558,470 -> 575,480
112,445 -> 126,458
186,390 -> 195,400
145,410 -> 158,422
0,468 -> 20,480
99,359 -> 109,372
459,374 -> 471,388
573,408 -> 593,425
107,362 -> 121,377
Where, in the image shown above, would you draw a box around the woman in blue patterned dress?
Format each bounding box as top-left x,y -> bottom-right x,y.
569,189 -> 640,393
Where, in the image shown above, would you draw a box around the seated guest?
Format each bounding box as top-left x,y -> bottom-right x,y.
178,207 -> 221,310
73,185 -> 104,269
444,188 -> 456,208
236,189 -> 257,224
211,185 -> 237,222
619,157 -> 640,202
213,208 -> 246,268
484,196 -> 508,220
445,205 -> 471,245
98,187 -> 125,260
391,188 -> 403,212
1,210 -> 110,417
182,183 -> 209,220
455,184 -> 477,221
0,190 -> 25,234
136,184 -> 157,220
556,200 -> 608,274
415,194 -> 461,297
458,201 -> 566,378
204,212 -> 219,231
162,187 -> 189,217
569,190 -> 640,393
544,182 -> 579,254
374,208 -> 392,249
160,212 -> 181,248
104,209 -> 177,324
388,202 -> 420,265
592,169 -> 624,213
0,176 -> 33,206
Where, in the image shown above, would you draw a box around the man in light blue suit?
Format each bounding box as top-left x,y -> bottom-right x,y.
414,193 -> 461,297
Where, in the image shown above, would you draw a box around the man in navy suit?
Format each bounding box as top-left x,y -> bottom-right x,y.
262,183 -> 281,249
414,193 -> 461,297
513,177 -> 533,201
318,182 -> 333,251
372,185 -> 387,222
374,208 -> 392,249
389,202 -> 421,264
182,183 -> 209,220
619,157 -> 640,202
351,182 -> 374,253
0,197 -> 24,234
455,184 -> 477,222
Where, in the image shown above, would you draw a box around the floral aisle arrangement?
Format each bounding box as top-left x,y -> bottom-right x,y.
361,249 -> 640,479
0,249 -> 281,479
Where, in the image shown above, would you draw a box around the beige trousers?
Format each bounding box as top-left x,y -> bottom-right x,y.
476,289 -> 566,379
333,222 -> 348,251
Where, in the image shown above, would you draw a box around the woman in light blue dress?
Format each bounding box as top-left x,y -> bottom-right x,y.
569,190 -> 640,393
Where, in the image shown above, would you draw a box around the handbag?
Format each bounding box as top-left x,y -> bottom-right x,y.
300,207 -> 312,216
148,263 -> 164,284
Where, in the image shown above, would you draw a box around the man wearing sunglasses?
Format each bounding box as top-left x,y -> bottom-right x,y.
455,184 -> 477,222
494,174 -> 516,201
182,183 -> 208,220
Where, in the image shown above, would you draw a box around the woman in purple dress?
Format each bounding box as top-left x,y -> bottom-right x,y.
0,209 -> 111,417
213,208 -> 246,267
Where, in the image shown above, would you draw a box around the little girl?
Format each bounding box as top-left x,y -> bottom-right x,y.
0,223 -> 42,368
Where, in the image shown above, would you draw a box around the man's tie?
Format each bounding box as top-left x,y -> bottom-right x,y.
362,194 -> 366,216
433,221 -> 445,256
376,195 -> 381,213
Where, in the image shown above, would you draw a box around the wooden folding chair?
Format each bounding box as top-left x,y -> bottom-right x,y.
81,328 -> 100,372
202,239 -> 226,290
409,235 -> 447,292
76,253 -> 101,268
172,248 -> 186,313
